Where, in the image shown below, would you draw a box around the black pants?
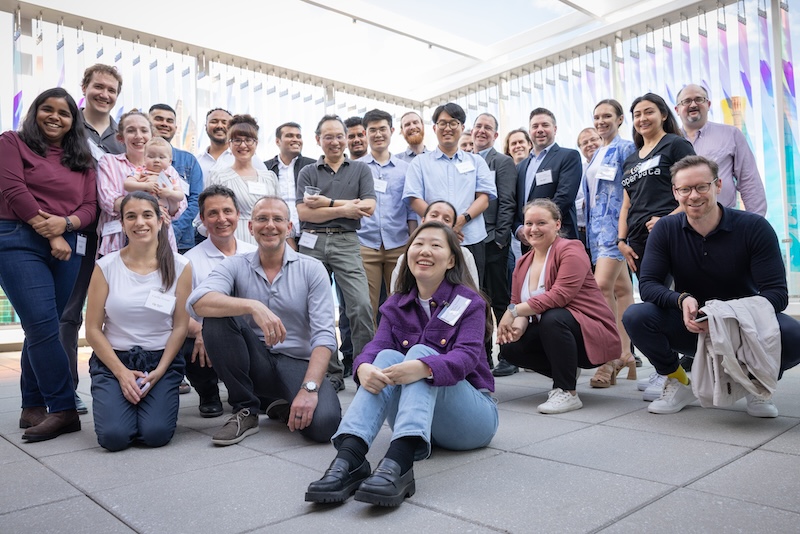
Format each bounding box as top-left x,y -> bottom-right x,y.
180,337 -> 220,399
483,240 -> 510,362
499,308 -> 595,391
465,241 -> 486,288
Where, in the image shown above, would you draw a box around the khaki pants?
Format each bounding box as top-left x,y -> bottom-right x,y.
360,244 -> 404,326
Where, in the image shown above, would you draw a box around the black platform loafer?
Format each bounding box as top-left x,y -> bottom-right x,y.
354,458 -> 415,507
305,458 -> 371,503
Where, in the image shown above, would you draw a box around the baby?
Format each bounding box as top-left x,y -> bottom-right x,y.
125,137 -> 185,216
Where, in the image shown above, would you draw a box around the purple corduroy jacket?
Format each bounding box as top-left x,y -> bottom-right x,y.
353,279 -> 495,392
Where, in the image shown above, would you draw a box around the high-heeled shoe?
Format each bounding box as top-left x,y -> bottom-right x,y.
589,362 -> 617,388
616,353 -> 637,381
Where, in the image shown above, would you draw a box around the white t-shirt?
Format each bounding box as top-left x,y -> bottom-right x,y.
97,251 -> 189,351
183,237 -> 257,288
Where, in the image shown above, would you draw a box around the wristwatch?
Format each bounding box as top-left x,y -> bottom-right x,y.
64,217 -> 75,233
616,237 -> 626,244
462,212 -> 472,223
507,303 -> 519,318
301,381 -> 318,393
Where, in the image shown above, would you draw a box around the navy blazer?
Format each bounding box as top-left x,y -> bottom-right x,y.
482,148 -> 518,247
514,143 -> 582,240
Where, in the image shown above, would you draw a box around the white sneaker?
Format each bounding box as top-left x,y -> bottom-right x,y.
648,378 -> 696,414
746,394 -> 779,418
638,372 -> 665,392
538,388 -> 583,414
643,374 -> 668,401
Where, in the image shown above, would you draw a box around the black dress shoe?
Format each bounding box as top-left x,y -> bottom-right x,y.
679,355 -> 694,372
354,458 -> 415,507
342,361 -> 353,378
305,458 -> 371,503
199,396 -> 224,418
492,360 -> 519,377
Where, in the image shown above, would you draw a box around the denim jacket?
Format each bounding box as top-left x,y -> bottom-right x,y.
169,147 -> 204,250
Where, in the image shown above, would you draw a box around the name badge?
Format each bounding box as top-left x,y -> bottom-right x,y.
298,232 -> 318,250
248,181 -> 268,196
575,198 -> 584,211
373,178 -> 388,193
76,234 -> 87,256
102,219 -> 123,237
535,169 -> 553,185
145,290 -> 176,315
179,177 -> 191,195
438,294 -> 472,326
597,164 -> 617,181
455,161 -> 475,174
641,155 -> 661,171
157,172 -> 172,188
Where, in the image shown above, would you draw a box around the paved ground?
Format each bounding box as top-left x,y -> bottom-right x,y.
1,347 -> 799,533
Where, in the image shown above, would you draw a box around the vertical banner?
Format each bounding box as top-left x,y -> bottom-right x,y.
166,59 -> 176,109
12,12 -> 22,130
599,45 -> 611,100
680,17 -> 692,84
739,4 -> 754,107
755,4 -> 783,257
558,60 -> 571,132
629,35 -> 642,102
780,0 -> 800,288
76,27 -> 86,109
33,18 -> 44,86
56,23 -> 65,88
545,63 -> 556,112
698,10 -> 712,90
662,22 -> 676,106
585,48 -> 597,112
149,53 -> 159,111
718,7 -> 735,116
613,37 -> 625,106
113,36 -> 125,118
180,56 -> 196,152
646,28 -> 657,93
132,43 -> 143,112
571,54 -> 585,126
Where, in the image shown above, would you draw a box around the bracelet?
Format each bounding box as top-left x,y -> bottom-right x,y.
677,292 -> 691,310
329,199 -> 335,207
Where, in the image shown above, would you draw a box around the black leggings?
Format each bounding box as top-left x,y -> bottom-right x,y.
499,308 -> 595,391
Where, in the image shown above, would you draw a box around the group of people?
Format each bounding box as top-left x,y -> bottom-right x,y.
2,62 -> 799,508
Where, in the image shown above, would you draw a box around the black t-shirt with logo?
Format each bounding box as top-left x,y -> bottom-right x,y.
622,133 -> 695,243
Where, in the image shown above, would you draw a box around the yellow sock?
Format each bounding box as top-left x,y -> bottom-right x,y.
668,366 -> 689,385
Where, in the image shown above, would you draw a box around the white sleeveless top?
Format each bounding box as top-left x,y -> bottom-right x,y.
97,251 -> 189,351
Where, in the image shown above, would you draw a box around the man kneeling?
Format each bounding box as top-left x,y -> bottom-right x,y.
623,156 -> 800,417
188,196 -> 341,445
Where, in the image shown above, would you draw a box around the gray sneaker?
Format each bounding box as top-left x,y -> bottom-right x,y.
212,408 -> 259,446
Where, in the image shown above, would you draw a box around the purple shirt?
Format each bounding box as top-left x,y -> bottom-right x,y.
0,132 -> 97,227
353,279 -> 495,392
684,121 -> 766,216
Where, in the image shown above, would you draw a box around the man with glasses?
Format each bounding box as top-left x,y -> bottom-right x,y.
296,115 -> 376,391
403,103 -> 496,285
675,84 -> 766,216
623,156 -> 800,417
472,113 -> 517,372
189,196 -> 341,445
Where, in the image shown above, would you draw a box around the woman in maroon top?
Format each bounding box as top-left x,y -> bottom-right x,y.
0,88 -> 97,442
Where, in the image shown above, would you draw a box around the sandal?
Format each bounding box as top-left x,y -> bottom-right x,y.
617,353 -> 637,381
589,362 -> 616,388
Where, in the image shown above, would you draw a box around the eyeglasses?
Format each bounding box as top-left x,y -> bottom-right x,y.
678,96 -> 708,106
435,119 -> 461,130
231,137 -> 256,146
674,180 -> 717,197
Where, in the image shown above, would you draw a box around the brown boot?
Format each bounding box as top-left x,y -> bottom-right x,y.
19,406 -> 47,429
22,410 -> 81,442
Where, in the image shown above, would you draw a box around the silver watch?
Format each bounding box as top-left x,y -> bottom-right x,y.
507,304 -> 519,319
302,381 -> 318,393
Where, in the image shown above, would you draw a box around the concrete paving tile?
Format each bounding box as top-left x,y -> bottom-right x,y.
417,452 -> 670,533
0,435 -> 30,465
0,495 -> 135,534
0,458 -> 82,514
501,392 -> 647,424
93,455 -> 320,534
0,382 -> 21,400
492,382 -> 550,403
601,488 -> 800,533
261,502 -> 498,533
4,417 -> 99,459
489,407 -> 589,451
516,425 -> 748,486
760,425 -> 800,456
605,406 -> 799,447
688,450 -> 800,513
41,428 -> 261,493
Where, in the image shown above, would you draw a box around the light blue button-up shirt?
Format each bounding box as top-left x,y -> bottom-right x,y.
357,153 -> 415,250
187,246 -> 336,360
403,148 -> 496,246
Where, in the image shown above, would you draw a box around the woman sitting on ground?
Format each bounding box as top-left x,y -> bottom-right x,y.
86,192 -> 191,451
497,199 -> 621,414
306,221 -> 498,507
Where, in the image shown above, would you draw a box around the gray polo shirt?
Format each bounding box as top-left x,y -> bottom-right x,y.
187,246 -> 337,361
295,156 -> 375,232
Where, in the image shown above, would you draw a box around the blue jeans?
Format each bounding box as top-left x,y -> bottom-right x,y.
333,345 -> 499,460
0,221 -> 79,412
90,347 -> 185,451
